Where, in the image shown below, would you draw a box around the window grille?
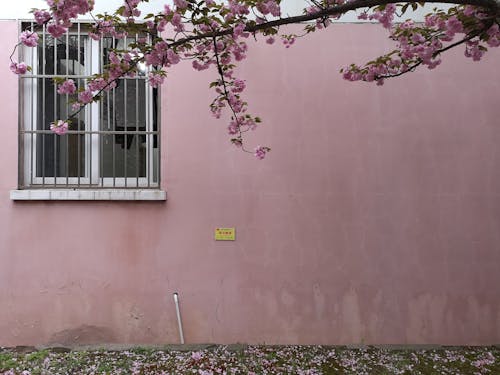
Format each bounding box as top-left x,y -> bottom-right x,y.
18,21 -> 160,189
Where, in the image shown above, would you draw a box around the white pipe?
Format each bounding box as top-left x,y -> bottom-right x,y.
173,292 -> 185,344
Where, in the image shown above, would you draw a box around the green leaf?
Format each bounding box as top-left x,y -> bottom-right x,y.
116,5 -> 126,15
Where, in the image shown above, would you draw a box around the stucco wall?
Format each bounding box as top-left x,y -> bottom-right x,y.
1,20 -> 500,346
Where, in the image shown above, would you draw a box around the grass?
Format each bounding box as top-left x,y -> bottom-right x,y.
0,345 -> 498,374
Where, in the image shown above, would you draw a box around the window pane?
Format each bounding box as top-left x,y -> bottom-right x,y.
100,78 -> 147,178
35,85 -> 86,178
36,34 -> 87,178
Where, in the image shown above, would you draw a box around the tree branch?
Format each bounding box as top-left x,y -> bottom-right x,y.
376,19 -> 493,80
169,0 -> 500,48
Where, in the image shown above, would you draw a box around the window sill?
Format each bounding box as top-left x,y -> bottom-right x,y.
10,189 -> 167,201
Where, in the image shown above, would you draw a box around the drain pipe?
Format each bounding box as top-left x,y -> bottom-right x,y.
173,292 -> 185,344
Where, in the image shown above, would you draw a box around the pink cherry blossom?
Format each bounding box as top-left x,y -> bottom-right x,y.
78,89 -> 93,104
254,146 -> 269,160
88,78 -> 107,92
445,16 -> 463,37
123,0 -> 141,18
47,23 -> 67,38
191,351 -> 203,361
368,4 -> 396,29
10,62 -> 28,75
464,40 -> 485,61
20,31 -> 39,47
486,24 -> 500,47
50,120 -> 69,135
166,49 -> 181,65
33,9 -> 51,25
148,72 -> 165,88
57,79 -> 76,95
170,13 -> 184,32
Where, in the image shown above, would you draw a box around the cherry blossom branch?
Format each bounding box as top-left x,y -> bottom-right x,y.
10,0 -> 500,159
168,0 -> 500,49
377,19 -> 493,79
211,36 -> 253,154
66,59 -> 142,123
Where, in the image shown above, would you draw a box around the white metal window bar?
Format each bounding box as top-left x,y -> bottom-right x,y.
18,21 -> 160,189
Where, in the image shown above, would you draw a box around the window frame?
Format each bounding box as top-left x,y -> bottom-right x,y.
17,20 -> 161,192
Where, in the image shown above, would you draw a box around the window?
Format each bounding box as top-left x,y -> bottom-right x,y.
17,22 -> 160,193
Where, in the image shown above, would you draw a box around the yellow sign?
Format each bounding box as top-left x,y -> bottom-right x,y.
215,228 -> 235,241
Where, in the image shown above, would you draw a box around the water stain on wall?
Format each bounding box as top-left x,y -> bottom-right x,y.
49,325 -> 116,346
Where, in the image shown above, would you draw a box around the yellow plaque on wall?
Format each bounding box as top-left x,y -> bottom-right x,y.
215,228 -> 235,241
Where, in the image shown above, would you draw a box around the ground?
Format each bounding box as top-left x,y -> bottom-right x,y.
0,345 -> 499,374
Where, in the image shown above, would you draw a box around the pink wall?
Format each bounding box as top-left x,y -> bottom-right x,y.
1,20 -> 500,346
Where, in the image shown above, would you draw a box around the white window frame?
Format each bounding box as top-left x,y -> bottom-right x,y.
18,21 -> 161,192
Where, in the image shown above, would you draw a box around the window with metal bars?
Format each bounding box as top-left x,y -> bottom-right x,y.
18,22 -> 160,189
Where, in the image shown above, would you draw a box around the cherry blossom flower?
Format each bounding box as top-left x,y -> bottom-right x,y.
33,9 -> 51,25
57,79 -> 77,95
50,120 -> 69,135
78,89 -> 93,104
254,146 -> 269,160
10,62 -> 28,74
20,31 -> 39,47
191,351 -> 203,361
148,72 -> 165,88
47,23 -> 67,38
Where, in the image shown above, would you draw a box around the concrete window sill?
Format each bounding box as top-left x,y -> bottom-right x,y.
10,189 -> 167,201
